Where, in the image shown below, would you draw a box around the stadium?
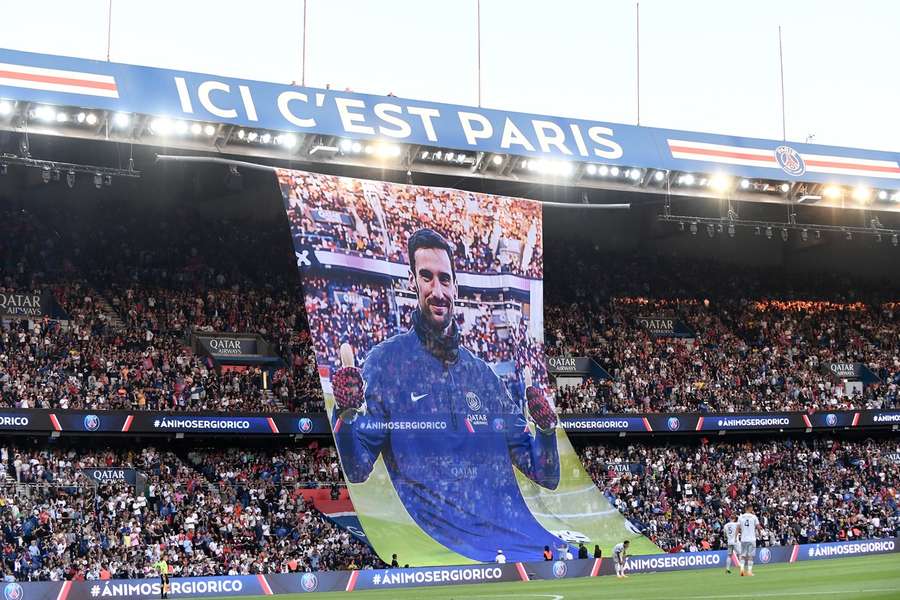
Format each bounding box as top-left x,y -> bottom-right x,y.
0,4 -> 898,600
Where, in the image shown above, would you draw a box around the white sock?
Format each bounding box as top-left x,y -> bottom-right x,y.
747,560 -> 753,573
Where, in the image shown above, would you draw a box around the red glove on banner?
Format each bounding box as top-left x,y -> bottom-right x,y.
526,386 -> 557,431
332,366 -> 365,412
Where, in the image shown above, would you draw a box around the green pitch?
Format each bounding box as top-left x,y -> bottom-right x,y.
229,554 -> 899,600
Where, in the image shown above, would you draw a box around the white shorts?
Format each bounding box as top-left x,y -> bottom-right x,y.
727,544 -> 738,556
740,541 -> 756,559
614,553 -> 625,565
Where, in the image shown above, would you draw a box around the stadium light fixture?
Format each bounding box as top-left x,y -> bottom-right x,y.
260,133 -> 272,144
586,164 -> 597,175
690,222 -> 698,235
781,228 -> 789,241
34,106 -> 56,122
0,163 -> 7,175
877,190 -> 888,201
823,185 -> 842,199
281,134 -> 297,148
629,168 -> 642,181
706,223 -> 715,237
364,145 -> 374,155
41,166 -> 51,183
845,231 -> 852,240
893,234 -> 899,246
610,166 -> 620,176
852,186 -> 871,203
492,154 -> 503,166
66,170 -> 75,188
654,170 -> 665,182
766,227 -> 773,239
204,124 -> 216,136
55,112 -> 68,123
680,174 -> 696,186
801,229 -> 808,242
85,113 -> 98,126
247,131 -> 258,142
598,165 -> 609,176
76,112 -> 86,123
190,123 -> 202,135
174,120 -> 188,135
0,101 -> 11,116
740,179 -> 751,189
779,183 -> 790,193
149,118 -> 173,135
727,223 -> 735,237
113,112 -> 130,128
709,174 -> 731,192
445,152 -> 455,161
236,129 -> 246,140
93,172 -> 103,188
351,142 -> 362,153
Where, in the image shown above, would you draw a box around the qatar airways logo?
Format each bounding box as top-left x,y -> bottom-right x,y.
207,338 -> 248,355
0,292 -> 42,316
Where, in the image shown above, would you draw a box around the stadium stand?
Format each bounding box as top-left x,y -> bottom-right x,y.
0,442 -> 381,581
2,201 -> 897,414
582,435 -> 900,553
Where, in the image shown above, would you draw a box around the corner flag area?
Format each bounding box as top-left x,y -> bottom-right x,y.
208,554 -> 900,600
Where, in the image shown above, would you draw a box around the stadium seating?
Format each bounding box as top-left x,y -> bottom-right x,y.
0,442 -> 381,581
582,436 -> 900,552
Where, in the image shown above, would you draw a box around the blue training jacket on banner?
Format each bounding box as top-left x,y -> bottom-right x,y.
333,326 -> 565,563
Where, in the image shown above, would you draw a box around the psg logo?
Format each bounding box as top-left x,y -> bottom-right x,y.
298,418 -> 314,433
4,583 -> 23,600
465,391 -> 483,412
666,417 -> 680,431
83,414 -> 101,431
299,573 -> 318,592
492,418 -> 506,432
825,413 -> 838,427
758,548 -> 772,563
552,560 -> 568,578
775,145 -> 805,176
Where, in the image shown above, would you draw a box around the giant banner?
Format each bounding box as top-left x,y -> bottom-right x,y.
279,169 -> 658,566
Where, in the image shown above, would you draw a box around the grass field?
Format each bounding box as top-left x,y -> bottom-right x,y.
227,554 -> 900,600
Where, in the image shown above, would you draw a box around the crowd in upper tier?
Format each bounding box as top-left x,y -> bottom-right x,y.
582,436 -> 900,553
1,183 -> 897,415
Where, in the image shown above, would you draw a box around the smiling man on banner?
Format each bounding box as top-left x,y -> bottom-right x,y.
330,228 -> 565,562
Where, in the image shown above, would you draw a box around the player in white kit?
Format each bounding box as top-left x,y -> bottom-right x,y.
723,517 -> 739,574
735,505 -> 761,576
612,540 -> 630,578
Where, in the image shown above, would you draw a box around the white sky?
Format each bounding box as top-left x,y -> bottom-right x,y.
2,0 -> 898,152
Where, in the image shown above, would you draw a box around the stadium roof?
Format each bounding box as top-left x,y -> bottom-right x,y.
1,47 -> 899,214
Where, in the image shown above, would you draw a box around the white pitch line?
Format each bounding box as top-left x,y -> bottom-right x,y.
676,589 -> 899,599
463,595 -> 563,600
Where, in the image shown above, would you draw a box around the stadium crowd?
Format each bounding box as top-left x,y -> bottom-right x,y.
0,442 -> 380,581
583,436 -> 900,553
546,246 -> 899,415
2,185 -> 898,416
